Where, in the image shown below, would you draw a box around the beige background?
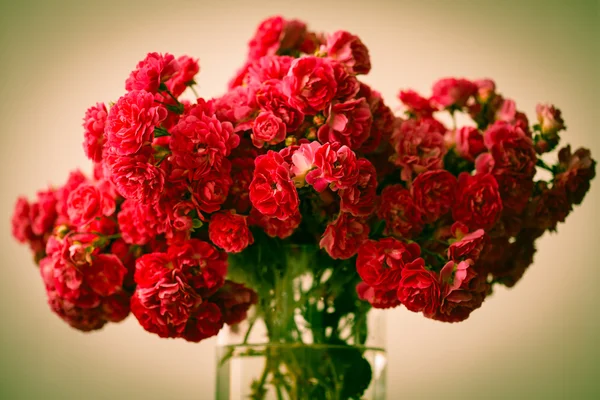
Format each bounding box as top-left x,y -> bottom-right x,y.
0,0 -> 598,399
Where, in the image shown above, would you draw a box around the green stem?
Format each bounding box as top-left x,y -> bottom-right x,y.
536,158 -> 554,173
190,85 -> 200,98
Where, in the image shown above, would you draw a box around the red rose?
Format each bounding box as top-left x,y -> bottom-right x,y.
125,52 -> 180,93
208,211 -> 254,253
170,105 -> 239,177
249,208 -> 301,239
411,170 -> 456,223
357,282 -> 401,310
190,162 -> 233,215
211,280 -> 258,325
118,199 -> 167,245
320,213 -> 370,260
131,277 -> 199,339
167,239 -> 228,295
249,151 -> 299,220
455,126 -> 485,161
55,170 -> 87,219
84,254 -> 127,297
391,118 -> 447,181
317,97 -> 372,150
306,143 -> 359,192
248,16 -> 307,61
447,222 -> 487,262
283,56 -> 337,114
325,30 -> 371,75
255,80 -> 304,131
166,55 -> 199,97
377,185 -> 423,239
67,183 -> 115,228
214,85 -> 259,132
248,16 -> 285,60
356,238 -> 421,291
106,90 -> 167,156
29,189 -> 58,237
339,158 -> 377,217
251,111 -> 286,148
398,90 -> 435,118
430,78 -> 477,109
182,302 -> 224,342
397,258 -> 440,317
11,197 -> 34,243
453,173 -> 503,231
106,150 -> 165,204
82,102 -> 108,162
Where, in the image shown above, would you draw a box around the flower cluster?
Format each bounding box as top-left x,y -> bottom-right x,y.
12,15 -> 595,339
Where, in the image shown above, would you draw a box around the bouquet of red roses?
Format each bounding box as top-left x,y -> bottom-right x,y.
11,14 -> 595,399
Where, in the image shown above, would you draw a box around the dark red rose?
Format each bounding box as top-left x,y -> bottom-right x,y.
377,185 -> 423,239
453,173 -> 503,231
411,170 -> 456,223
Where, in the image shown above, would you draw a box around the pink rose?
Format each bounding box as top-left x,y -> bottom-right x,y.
536,103 -> 565,135
431,78 -> 477,109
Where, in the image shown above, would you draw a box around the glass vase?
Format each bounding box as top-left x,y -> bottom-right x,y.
215,243 -> 387,399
